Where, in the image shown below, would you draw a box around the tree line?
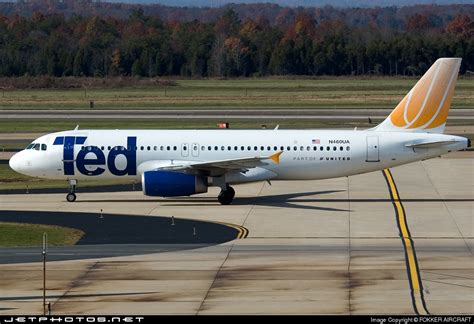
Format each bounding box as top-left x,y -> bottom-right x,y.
0,5 -> 472,78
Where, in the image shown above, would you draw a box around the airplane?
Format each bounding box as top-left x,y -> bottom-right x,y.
8,58 -> 470,205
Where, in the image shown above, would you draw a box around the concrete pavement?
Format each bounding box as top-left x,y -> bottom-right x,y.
0,156 -> 472,314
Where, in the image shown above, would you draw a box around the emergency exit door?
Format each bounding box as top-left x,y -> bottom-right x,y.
181,143 -> 189,157
191,143 -> 200,157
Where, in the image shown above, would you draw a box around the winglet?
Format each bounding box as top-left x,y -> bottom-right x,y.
269,151 -> 283,164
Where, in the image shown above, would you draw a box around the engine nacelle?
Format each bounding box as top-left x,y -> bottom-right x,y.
142,170 -> 208,197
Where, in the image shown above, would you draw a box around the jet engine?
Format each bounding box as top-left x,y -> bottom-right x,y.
142,170 -> 208,197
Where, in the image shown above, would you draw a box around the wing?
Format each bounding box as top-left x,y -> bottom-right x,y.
138,151 -> 283,177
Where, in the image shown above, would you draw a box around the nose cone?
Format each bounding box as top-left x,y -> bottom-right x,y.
9,152 -> 20,172
9,151 -> 30,175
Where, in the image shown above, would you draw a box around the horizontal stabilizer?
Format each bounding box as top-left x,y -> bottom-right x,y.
405,140 -> 458,148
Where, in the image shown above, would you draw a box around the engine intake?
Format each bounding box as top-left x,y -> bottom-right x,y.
142,170 -> 208,197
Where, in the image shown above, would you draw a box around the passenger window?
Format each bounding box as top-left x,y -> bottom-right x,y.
154,146 -> 157,151
340,146 -> 343,151
293,146 -> 297,151
300,146 -> 304,151
306,146 -> 310,151
287,146 -> 291,151
167,146 -> 170,151
346,146 -> 350,151
333,146 -> 337,151
280,146 -> 284,151
173,146 -> 177,151
326,146 -> 330,151
147,146 -> 151,151
260,146 -> 264,151
313,146 -> 317,151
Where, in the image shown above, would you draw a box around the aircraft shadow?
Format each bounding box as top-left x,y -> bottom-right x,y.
77,189 -> 474,213
79,190 -> 351,212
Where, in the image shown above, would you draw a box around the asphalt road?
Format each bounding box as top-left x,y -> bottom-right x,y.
1,108 -> 473,120
0,210 -> 239,264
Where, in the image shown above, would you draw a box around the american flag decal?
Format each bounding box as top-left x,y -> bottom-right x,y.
312,139 -> 320,144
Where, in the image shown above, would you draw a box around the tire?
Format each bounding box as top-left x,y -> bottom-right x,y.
226,186 -> 235,198
66,193 -> 76,202
218,187 -> 235,205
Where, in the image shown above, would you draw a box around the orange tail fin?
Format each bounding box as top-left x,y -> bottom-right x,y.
375,58 -> 461,133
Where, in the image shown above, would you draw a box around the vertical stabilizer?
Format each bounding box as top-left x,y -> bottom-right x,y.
375,58 -> 461,133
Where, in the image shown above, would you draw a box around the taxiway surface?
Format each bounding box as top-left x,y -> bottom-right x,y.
0,154 -> 472,315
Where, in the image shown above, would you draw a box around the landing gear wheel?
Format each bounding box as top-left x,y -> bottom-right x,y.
218,186 -> 235,205
66,192 -> 77,202
67,179 -> 78,202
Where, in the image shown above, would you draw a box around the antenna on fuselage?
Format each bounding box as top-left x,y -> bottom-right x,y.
274,125 -> 279,130
74,125 -> 79,131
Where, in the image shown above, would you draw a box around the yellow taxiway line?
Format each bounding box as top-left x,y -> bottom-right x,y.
383,168 -> 430,315
211,221 -> 249,239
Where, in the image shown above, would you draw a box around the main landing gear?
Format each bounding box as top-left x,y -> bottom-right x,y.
218,186 -> 235,205
66,179 -> 77,202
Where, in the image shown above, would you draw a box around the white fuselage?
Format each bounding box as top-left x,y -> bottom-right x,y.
9,129 -> 468,184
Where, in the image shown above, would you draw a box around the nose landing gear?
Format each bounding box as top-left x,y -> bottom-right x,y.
66,179 -> 77,202
66,192 -> 76,202
218,186 -> 235,205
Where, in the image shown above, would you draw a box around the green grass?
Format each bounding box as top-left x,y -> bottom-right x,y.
1,117 -> 472,134
0,222 -> 84,247
0,143 -> 28,150
0,118 -> 378,133
0,163 -> 130,190
0,78 -> 472,109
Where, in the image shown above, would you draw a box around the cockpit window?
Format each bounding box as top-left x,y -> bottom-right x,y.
41,144 -> 47,151
33,143 -> 40,151
26,143 -> 34,149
